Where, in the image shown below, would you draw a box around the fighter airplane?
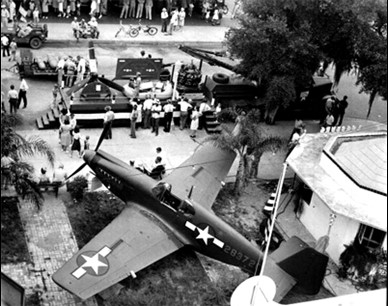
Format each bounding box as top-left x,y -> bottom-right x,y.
52,127 -> 295,301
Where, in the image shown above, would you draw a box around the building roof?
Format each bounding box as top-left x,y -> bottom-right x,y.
286,123 -> 387,231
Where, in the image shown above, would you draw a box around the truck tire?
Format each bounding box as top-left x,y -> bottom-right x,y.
212,73 -> 229,84
29,37 -> 42,49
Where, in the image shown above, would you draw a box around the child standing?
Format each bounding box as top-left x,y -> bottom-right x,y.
32,7 -> 40,23
178,8 -> 186,30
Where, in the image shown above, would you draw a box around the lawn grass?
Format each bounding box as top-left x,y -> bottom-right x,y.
1,197 -> 30,264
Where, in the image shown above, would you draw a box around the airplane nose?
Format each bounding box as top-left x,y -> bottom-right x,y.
83,150 -> 96,164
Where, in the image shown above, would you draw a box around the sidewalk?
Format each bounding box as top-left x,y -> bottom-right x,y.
1,192 -> 97,306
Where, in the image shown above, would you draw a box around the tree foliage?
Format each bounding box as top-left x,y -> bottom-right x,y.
1,113 -> 56,208
206,110 -> 286,195
226,0 -> 387,120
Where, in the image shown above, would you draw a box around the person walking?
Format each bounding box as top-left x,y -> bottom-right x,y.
59,119 -> 72,152
321,95 -> 335,124
136,100 -> 143,129
103,105 -> 115,139
178,7 -> 186,30
161,7 -> 168,33
9,0 -> 16,22
130,104 -> 138,138
231,0 -> 241,19
32,6 -> 39,23
187,0 -> 194,17
1,34 -> 10,58
120,0 -> 130,18
1,150 -> 15,190
70,126 -> 82,158
336,95 -> 349,126
76,55 -> 86,82
178,97 -> 192,130
143,94 -> 153,128
52,164 -> 68,185
42,0 -> 49,18
163,99 -> 174,132
198,99 -> 211,130
51,84 -> 59,109
129,0 -> 136,18
190,106 -> 200,138
1,4 -> 10,29
9,39 -> 17,62
136,0 -> 145,19
18,78 -> 29,109
145,0 -> 152,20
166,8 -> 178,35
151,100 -> 161,136
7,85 -> 18,114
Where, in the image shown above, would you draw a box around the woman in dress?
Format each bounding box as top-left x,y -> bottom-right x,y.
70,126 -> 82,158
130,104 -> 138,138
190,106 -> 200,138
60,119 -> 72,152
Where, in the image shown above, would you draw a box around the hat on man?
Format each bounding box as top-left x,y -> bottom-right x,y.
105,106 -> 111,111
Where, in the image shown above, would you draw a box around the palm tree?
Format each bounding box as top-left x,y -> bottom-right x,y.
1,113 -> 56,209
205,109 -> 285,195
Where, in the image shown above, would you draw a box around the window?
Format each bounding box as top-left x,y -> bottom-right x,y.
300,183 -> 313,205
357,224 -> 386,250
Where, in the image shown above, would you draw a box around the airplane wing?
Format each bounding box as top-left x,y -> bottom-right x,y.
52,204 -> 183,300
163,143 -> 236,210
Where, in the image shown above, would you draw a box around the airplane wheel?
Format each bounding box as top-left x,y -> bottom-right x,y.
148,27 -> 158,36
29,37 -> 42,49
129,28 -> 139,38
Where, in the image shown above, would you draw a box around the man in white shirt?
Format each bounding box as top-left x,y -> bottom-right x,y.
151,100 -> 162,136
103,106 -> 115,139
199,100 -> 211,130
88,17 -> 100,38
71,17 -> 80,41
18,78 -> 29,109
163,99 -> 175,132
143,94 -> 153,129
52,164 -> 68,184
7,84 -> 18,114
76,55 -> 86,83
178,97 -> 192,130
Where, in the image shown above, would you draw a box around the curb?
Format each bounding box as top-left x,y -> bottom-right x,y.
45,39 -> 225,48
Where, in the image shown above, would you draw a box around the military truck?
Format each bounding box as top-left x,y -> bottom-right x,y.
1,23 -> 48,49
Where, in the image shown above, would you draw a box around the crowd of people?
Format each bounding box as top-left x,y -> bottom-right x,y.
0,0 -> 235,31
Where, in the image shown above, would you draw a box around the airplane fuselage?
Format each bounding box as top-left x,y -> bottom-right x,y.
85,150 -> 263,274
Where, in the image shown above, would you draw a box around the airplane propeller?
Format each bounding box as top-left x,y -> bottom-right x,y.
66,124 -> 109,180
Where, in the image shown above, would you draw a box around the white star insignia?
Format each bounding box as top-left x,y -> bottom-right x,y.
196,226 -> 213,245
81,253 -> 108,274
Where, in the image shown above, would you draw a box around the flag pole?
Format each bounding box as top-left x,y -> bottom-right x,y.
250,162 -> 288,306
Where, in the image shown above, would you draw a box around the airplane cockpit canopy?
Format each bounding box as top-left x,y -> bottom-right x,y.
152,182 -> 195,216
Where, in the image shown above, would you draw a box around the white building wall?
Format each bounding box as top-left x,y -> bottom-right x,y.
300,193 -> 361,265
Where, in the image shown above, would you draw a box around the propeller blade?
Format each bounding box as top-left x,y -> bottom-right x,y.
67,162 -> 87,181
95,123 -> 109,151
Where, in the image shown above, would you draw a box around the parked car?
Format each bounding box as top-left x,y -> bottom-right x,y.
1,23 -> 48,49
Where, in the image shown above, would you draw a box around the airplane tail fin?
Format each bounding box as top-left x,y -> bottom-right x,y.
269,236 -> 329,295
